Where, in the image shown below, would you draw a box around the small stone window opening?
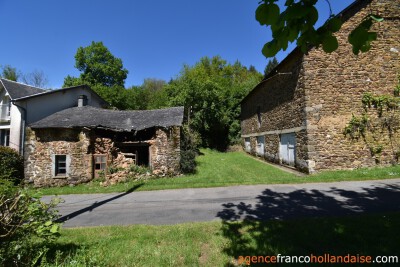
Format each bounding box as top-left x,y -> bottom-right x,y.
55,155 -> 67,176
94,155 -> 107,171
257,106 -> 262,128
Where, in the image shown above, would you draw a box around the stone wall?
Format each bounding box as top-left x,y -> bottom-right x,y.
303,0 -> 400,171
25,126 -> 181,187
241,0 -> 399,173
241,48 -> 310,170
149,126 -> 181,175
24,128 -> 92,187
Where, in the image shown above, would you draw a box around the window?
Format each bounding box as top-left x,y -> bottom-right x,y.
256,136 -> 265,156
94,155 -> 107,179
0,129 -> 10,146
55,155 -> 67,176
244,137 -> 251,153
257,106 -> 262,128
94,155 -> 107,170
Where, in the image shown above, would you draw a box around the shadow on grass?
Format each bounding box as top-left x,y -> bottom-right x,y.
56,183 -> 143,223
217,184 -> 400,266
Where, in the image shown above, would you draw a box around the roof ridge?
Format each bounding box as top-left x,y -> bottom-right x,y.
0,78 -> 47,91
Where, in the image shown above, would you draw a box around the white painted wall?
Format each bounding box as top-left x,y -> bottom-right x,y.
9,104 -> 22,151
21,87 -> 104,124
6,86 -> 105,153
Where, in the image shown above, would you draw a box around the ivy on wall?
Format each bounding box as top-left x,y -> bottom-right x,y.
344,77 -> 400,163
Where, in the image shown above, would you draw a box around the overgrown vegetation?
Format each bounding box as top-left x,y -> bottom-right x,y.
0,146 -> 24,185
0,147 -> 61,266
344,77 -> 400,163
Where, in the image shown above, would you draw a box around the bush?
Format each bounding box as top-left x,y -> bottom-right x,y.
180,125 -> 200,173
0,146 -> 24,183
0,179 -> 61,266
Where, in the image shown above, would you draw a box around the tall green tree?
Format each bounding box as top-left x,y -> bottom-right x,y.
165,56 -> 262,150
264,57 -> 279,78
0,65 -> 19,81
256,0 -> 384,57
63,41 -> 129,109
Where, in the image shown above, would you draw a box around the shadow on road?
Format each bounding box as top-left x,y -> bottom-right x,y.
56,183 -> 143,223
217,183 -> 400,266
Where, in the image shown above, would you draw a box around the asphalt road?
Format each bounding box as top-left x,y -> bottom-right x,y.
42,178 -> 400,228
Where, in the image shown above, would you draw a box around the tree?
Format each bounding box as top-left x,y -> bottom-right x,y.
21,69 -> 48,88
264,57 -> 279,78
256,0 -> 384,57
63,41 -> 129,109
165,56 -> 263,150
0,65 -> 19,81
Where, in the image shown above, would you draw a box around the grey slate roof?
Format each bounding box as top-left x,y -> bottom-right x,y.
0,78 -> 47,99
29,106 -> 184,131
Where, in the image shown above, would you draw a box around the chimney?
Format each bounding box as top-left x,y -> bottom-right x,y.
78,95 -> 88,107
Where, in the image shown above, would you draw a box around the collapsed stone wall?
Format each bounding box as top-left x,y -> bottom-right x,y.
149,126 -> 181,175
24,126 -> 181,187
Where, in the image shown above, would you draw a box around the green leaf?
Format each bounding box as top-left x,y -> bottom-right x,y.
50,224 -> 59,234
44,220 -> 52,227
370,14 -> 384,22
322,35 -> 338,53
307,6 -> 319,25
262,40 -> 279,57
329,18 -> 342,32
256,3 -> 280,26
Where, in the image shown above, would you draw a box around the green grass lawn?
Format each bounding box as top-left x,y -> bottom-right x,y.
35,149 -> 400,195
39,212 -> 400,266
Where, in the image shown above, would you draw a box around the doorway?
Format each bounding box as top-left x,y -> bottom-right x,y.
279,133 -> 296,166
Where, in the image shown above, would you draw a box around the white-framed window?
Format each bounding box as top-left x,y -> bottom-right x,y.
52,154 -> 70,178
244,137 -> 251,153
55,155 -> 67,176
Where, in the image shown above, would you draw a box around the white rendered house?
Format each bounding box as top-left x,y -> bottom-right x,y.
0,78 -> 107,154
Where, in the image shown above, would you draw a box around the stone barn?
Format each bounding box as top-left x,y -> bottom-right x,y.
241,0 -> 399,173
25,105 -> 184,187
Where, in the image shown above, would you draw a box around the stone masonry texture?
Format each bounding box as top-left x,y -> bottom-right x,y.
24,126 -> 181,187
241,0 -> 400,173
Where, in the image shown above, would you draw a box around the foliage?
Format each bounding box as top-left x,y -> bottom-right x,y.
129,164 -> 151,175
0,146 -> 24,183
165,56 -> 263,150
125,79 -> 169,110
180,125 -> 201,173
0,65 -> 19,81
63,41 -> 129,109
264,56 -> 279,78
74,41 -> 128,87
344,79 -> 400,163
0,180 -> 61,266
255,0 -> 384,57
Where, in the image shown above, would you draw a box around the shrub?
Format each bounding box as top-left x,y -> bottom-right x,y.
180,125 -> 200,173
0,179 -> 61,266
0,146 -> 24,184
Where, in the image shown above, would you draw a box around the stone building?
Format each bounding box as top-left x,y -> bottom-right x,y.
241,0 -> 399,173
25,105 -> 184,187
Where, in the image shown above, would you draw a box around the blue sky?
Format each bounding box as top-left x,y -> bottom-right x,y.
0,0 -> 354,88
